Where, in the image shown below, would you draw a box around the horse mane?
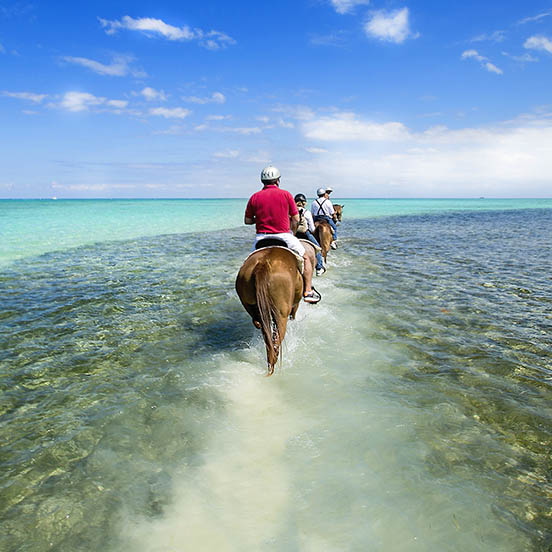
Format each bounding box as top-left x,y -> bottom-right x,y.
253,258 -> 280,372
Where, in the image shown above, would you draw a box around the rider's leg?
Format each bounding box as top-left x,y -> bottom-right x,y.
303,254 -> 313,294
327,217 -> 338,240
305,231 -> 324,270
315,251 -> 324,270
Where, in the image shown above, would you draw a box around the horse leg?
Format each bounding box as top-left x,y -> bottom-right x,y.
243,302 -> 261,328
322,226 -> 331,262
289,303 -> 299,320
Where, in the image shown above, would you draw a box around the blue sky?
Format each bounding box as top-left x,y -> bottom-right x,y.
1,1 -> 552,198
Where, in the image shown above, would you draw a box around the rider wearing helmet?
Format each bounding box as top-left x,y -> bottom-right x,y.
244,166 -> 320,303
294,193 -> 326,276
311,187 -> 338,249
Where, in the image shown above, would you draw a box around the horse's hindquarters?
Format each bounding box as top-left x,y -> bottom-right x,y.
315,222 -> 332,262
235,248 -> 303,374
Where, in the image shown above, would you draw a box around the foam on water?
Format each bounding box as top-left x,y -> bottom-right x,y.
119,277 -> 529,551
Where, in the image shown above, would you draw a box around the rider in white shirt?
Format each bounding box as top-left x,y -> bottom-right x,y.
294,193 -> 326,276
311,187 -> 338,249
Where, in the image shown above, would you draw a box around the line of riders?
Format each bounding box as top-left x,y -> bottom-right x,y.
243,165 -> 342,306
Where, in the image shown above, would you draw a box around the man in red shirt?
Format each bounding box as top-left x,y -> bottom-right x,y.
244,165 -> 320,303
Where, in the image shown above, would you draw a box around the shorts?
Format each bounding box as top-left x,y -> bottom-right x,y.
254,232 -> 306,257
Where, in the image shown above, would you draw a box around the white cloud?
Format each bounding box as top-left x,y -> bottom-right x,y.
149,107 -> 191,119
201,125 -> 261,134
461,49 -> 481,60
461,49 -> 503,74
278,118 -> 294,129
62,54 -> 142,77
302,112 -> 410,141
100,15 -> 195,39
272,104 -> 315,121
206,114 -> 231,121
213,149 -> 240,158
182,92 -> 226,104
99,16 -> 236,49
60,92 -> 104,112
106,99 -> 129,109
201,31 -> 236,51
518,12 -> 552,25
2,91 -> 47,103
309,31 -> 348,46
51,182 -> 111,192
292,111 -> 552,197
502,51 -> 538,63
484,62 -> 503,74
524,35 -> 552,54
364,8 -> 418,44
152,125 -> 183,135
141,87 -> 167,101
330,0 -> 370,15
229,127 -> 261,135
470,30 -> 506,43
59,91 -> 127,112
305,147 -> 329,153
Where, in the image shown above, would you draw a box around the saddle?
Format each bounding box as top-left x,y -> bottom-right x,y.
245,238 -> 304,274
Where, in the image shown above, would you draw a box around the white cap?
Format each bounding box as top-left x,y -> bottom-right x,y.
316,187 -> 326,196
326,186 -> 333,193
261,165 -> 281,182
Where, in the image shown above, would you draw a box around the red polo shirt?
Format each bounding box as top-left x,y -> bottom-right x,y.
245,184 -> 298,234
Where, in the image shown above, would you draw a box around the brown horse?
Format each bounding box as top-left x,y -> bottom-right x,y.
314,221 -> 333,263
235,246 -> 304,375
334,204 -> 344,222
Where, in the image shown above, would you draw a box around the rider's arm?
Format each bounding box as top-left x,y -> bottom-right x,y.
290,214 -> 299,233
244,197 -> 256,225
305,211 -> 315,232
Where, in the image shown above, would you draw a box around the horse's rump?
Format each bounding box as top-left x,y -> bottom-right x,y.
243,244 -> 304,274
235,247 -> 303,375
314,221 -> 333,262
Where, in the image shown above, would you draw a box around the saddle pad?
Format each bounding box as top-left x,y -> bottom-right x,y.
242,246 -> 304,274
299,238 -> 322,253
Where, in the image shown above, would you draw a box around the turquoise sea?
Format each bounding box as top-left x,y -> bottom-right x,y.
1,198 -> 551,551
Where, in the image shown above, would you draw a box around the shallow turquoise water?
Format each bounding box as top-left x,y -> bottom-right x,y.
1,200 -> 551,551
2,198 -> 551,265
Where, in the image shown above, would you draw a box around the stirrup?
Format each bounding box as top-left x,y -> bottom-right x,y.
303,288 -> 321,304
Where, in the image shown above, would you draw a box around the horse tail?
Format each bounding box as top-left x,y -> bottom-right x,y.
253,259 -> 280,374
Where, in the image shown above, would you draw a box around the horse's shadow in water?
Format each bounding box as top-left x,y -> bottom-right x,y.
192,308 -> 256,353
